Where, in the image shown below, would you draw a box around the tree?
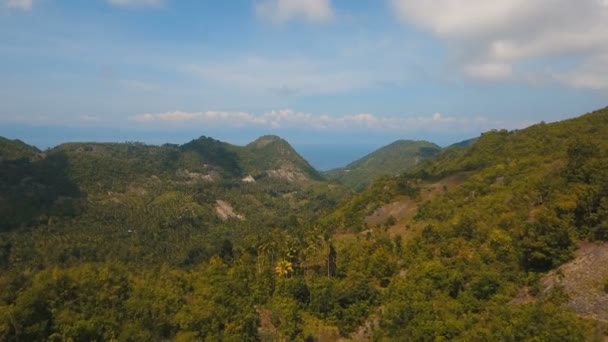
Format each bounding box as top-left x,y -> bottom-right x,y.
519,208 -> 576,271
275,260 -> 294,278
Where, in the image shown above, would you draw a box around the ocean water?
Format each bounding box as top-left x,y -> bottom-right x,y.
292,144 -> 379,171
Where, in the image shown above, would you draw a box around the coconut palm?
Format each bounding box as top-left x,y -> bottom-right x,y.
274,259 -> 293,278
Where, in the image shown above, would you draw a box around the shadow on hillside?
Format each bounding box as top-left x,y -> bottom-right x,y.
180,136 -> 243,177
0,152 -> 85,231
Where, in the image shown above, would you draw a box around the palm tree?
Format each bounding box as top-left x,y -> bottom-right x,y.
303,227 -> 324,269
274,259 -> 293,278
257,239 -> 277,273
304,225 -> 335,278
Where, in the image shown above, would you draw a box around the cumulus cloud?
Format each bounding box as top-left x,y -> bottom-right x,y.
256,0 -> 333,23
390,0 -> 608,90
107,0 -> 164,8
4,0 -> 32,10
131,109 -> 493,132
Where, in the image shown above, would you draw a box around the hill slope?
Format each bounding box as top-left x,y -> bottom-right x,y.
325,140 -> 441,190
0,136 -> 40,160
322,106 -> 608,340
238,135 -> 323,181
0,135 -> 336,231
46,135 -> 322,193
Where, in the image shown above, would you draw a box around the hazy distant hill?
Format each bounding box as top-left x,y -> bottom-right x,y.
44,135 -> 322,193
325,140 -> 441,191
0,136 -> 40,160
238,135 -> 323,181
0,139 -> 83,230
0,134 -> 333,230
447,137 -> 478,148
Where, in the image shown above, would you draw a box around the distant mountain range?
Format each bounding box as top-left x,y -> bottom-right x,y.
2,133 -> 479,192
0,134 -> 328,230
0,131 -> 482,230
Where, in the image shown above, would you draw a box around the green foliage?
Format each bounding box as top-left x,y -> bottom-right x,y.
0,137 -> 40,160
321,174 -> 419,231
269,296 -> 303,340
180,136 -> 243,177
0,152 -> 84,231
519,207 -> 576,271
372,107 -> 608,340
325,139 -> 440,191
239,135 -> 322,181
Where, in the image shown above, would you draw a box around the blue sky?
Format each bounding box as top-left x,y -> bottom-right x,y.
1,0 -> 607,168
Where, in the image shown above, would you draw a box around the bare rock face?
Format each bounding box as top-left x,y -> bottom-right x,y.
176,169 -> 217,182
266,165 -> 309,183
215,200 -> 244,221
241,175 -> 256,183
541,242 -> 608,322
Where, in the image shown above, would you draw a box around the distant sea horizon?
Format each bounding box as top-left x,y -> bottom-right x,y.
292,143 -> 382,171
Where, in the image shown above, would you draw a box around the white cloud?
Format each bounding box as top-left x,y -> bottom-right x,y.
256,0 -> 333,23
4,0 -> 32,10
390,0 -> 608,89
131,109 -> 494,132
133,111 -> 254,125
107,0 -> 164,8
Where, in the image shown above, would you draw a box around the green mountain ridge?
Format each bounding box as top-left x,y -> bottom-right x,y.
0,135 -> 331,231
325,139 -> 441,191
46,135 -> 322,192
0,136 -> 40,160
239,135 -> 323,181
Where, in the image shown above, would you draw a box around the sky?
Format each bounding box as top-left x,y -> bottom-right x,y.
1,0 -> 607,169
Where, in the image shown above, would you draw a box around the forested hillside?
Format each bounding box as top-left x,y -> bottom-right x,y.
325,140 -> 441,191
1,107 -> 608,341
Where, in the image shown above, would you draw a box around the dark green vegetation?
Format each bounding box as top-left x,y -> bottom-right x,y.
325,140 -> 441,191
1,107 -> 608,341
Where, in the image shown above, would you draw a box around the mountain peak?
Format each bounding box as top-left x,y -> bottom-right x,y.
248,135 -> 285,149
243,135 -> 322,181
0,137 -> 40,160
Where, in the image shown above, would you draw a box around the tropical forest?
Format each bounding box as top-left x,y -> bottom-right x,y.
1,107 -> 608,341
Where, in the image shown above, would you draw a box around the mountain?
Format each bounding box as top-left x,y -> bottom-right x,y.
325,140 -> 441,191
1,108 -> 608,341
0,135 -> 337,231
0,136 -> 40,160
447,136 -> 478,148
238,135 -> 323,182
46,135 -> 322,193
322,106 -> 608,340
